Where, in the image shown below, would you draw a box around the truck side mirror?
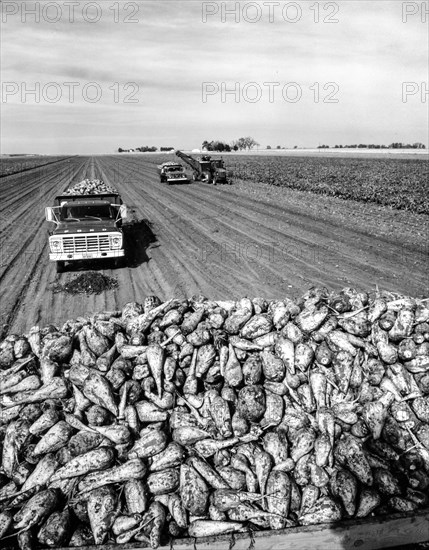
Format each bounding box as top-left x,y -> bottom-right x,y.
119,205 -> 127,220
112,204 -> 127,221
45,207 -> 59,224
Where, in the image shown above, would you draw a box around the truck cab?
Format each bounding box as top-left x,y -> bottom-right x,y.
158,162 -> 189,184
45,193 -> 126,273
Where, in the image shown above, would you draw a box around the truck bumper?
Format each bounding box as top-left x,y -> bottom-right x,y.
49,250 -> 125,262
167,178 -> 189,184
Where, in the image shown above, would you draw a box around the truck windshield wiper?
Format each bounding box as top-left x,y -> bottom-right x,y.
83,216 -> 102,221
65,218 -> 80,222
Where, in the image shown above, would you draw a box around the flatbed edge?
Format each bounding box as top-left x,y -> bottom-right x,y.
46,507 -> 429,550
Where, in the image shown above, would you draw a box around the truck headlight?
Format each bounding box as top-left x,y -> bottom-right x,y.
110,235 -> 122,249
50,238 -> 62,252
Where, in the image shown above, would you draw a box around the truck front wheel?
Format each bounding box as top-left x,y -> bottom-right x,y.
114,257 -> 126,269
56,261 -> 65,274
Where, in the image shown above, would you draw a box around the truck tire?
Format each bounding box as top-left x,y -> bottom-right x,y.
56,261 -> 65,274
114,257 -> 126,269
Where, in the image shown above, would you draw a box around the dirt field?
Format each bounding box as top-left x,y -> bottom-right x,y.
1,155 -> 428,336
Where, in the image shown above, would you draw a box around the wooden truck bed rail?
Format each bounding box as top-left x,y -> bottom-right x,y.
47,508 -> 429,550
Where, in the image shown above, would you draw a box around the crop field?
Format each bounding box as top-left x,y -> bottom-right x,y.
0,154 -> 428,336
0,153 -> 429,550
0,155 -> 70,177
147,153 -> 429,215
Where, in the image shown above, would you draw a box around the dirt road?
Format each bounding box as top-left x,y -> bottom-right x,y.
1,155 -> 428,335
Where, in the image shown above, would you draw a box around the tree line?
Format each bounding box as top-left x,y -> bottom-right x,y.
202,136 -> 259,152
118,146 -> 175,153
118,140 -> 425,153
118,146 -> 157,153
317,143 -> 426,149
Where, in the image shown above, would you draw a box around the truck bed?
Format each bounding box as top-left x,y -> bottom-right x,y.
54,193 -> 122,206
43,508 -> 429,550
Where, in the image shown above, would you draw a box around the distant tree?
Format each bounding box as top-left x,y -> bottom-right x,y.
243,136 -> 259,150
237,138 -> 246,150
266,145 -> 271,149
294,145 -> 298,149
234,136 -> 258,150
202,140 -> 232,152
118,147 -> 124,153
136,146 -> 158,152
276,145 -> 281,149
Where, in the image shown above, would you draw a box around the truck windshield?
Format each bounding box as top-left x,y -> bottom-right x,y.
62,205 -> 113,221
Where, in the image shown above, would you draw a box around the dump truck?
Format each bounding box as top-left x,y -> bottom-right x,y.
175,150 -> 230,184
45,192 -> 127,273
157,162 -> 189,184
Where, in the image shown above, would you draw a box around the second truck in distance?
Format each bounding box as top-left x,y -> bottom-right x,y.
157,162 -> 189,185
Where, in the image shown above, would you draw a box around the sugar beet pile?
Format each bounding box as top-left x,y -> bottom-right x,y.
63,179 -> 118,195
52,272 -> 119,296
0,287 -> 429,549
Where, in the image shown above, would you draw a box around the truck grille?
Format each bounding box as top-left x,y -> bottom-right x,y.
62,235 -> 111,253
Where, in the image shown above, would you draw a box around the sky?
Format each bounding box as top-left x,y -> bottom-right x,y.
1,0 -> 428,154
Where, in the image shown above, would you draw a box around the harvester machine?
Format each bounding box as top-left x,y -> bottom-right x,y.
175,150 -> 230,184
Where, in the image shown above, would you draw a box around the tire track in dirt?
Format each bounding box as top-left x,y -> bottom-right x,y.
99,158 -> 243,297
0,160 -> 88,280
110,159 -> 280,295
4,155 -> 429,335
0,157 -> 91,334
100,155 -> 428,298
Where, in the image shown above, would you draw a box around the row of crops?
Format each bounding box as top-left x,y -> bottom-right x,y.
142,153 -> 429,216
226,156 -> 429,215
3,153 -> 427,215
0,157 -> 69,178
